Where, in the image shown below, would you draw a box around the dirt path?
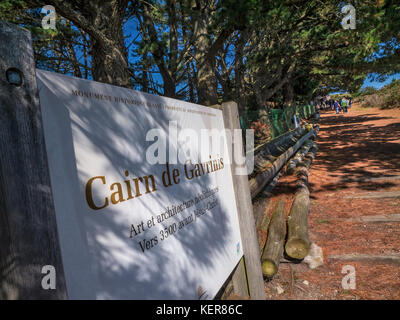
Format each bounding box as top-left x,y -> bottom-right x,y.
263,103 -> 400,300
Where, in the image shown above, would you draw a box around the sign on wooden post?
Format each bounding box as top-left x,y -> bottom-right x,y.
35,70 -> 246,299
0,21 -> 265,300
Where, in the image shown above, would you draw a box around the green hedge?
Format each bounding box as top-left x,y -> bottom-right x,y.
240,104 -> 316,142
263,104 -> 315,138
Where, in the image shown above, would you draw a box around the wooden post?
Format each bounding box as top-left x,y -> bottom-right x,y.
0,21 -> 67,299
220,101 -> 266,300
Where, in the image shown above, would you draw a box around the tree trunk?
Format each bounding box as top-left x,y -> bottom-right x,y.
196,42 -> 218,105
137,2 -> 177,97
187,61 -> 195,102
234,31 -> 247,112
166,0 -> 178,98
88,2 -> 130,87
283,78 -> 294,107
66,27 -> 82,78
261,198 -> 286,278
47,0 -> 131,88
192,11 -> 232,105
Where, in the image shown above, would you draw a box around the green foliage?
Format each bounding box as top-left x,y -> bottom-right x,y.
361,86 -> 379,96
358,79 -> 400,109
0,0 -> 398,109
0,1 -> 90,77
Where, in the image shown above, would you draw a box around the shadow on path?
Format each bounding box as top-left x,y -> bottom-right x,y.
309,110 -> 400,192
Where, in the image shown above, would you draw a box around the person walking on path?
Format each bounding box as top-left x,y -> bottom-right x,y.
334,100 -> 340,114
342,98 -> 348,113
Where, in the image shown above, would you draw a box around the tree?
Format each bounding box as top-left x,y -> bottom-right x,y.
1,0 -> 398,109
33,0 -> 132,88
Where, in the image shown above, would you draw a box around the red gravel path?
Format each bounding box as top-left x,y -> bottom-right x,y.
263,103 -> 400,300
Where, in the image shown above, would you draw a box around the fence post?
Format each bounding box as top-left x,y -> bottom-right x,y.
0,20 -> 67,299
220,101 -> 266,300
267,109 -> 275,139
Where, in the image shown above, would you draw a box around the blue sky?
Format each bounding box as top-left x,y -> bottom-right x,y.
330,73 -> 400,95
361,73 -> 400,89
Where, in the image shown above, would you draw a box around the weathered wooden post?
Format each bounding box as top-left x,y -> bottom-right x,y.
219,101 -> 266,300
0,20 -> 67,299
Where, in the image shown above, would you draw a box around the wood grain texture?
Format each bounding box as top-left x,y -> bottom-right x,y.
249,128 -> 315,198
261,198 -> 286,278
253,170 -> 282,230
285,190 -> 310,260
284,143 -> 318,260
0,20 -> 67,299
294,142 -> 318,190
221,101 -> 266,300
251,128 -> 305,178
286,140 -> 313,174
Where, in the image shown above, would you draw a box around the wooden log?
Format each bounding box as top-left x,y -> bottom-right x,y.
295,142 -> 318,189
313,124 -> 320,136
253,126 -> 304,158
286,140 -> 313,175
253,170 -> 283,229
251,127 -> 305,176
257,200 -> 275,254
285,143 -> 318,260
261,198 -> 286,278
285,190 -> 311,260
254,169 -> 284,256
249,128 -> 315,199
252,153 -> 274,177
269,127 -> 305,156
253,126 -> 303,153
0,20 -> 67,299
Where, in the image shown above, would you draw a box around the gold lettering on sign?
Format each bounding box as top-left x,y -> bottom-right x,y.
85,176 -> 108,210
85,172 -> 158,211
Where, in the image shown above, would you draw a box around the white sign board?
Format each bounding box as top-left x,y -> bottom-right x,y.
37,70 -> 243,300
